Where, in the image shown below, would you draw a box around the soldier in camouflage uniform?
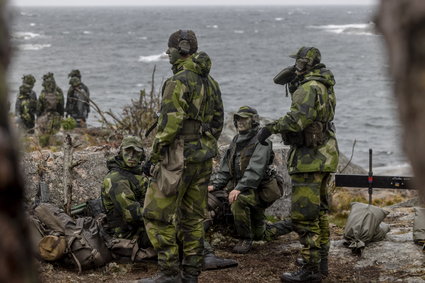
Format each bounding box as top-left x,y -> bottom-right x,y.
102,136 -> 151,250
66,76 -> 90,127
209,106 -> 292,254
140,30 -> 224,283
36,72 -> 64,135
257,47 -> 338,282
15,74 -> 37,133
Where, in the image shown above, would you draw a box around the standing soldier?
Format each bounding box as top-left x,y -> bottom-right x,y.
15,74 -> 37,133
257,47 -> 339,282
140,30 -> 224,283
66,76 -> 90,127
37,72 -> 64,136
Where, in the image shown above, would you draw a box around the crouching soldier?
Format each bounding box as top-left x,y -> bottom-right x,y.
208,106 -> 292,254
102,135 -> 155,261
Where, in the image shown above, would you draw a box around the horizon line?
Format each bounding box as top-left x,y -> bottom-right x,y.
11,4 -> 376,7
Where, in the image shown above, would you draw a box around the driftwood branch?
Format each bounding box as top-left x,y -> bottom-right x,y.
63,134 -> 74,215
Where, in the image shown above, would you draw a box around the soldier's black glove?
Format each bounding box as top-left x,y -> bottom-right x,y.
142,160 -> 154,177
256,127 -> 272,145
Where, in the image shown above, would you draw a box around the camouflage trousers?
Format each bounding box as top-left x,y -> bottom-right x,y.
230,188 -> 266,240
290,172 -> 331,268
143,159 -> 212,277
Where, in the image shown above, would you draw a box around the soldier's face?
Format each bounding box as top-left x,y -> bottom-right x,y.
122,147 -> 143,167
295,58 -> 310,75
166,47 -> 182,64
236,117 -> 252,133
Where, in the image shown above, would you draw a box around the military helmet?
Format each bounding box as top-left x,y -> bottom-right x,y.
69,76 -> 81,87
168,29 -> 198,55
22,74 -> 36,87
233,106 -> 260,128
68,69 -> 81,79
121,135 -> 144,152
290,46 -> 321,66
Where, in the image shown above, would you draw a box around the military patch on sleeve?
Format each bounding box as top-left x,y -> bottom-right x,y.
163,81 -> 177,100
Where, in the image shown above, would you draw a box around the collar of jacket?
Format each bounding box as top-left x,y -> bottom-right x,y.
171,55 -> 197,74
236,127 -> 259,144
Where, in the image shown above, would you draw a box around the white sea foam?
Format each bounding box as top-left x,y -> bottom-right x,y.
12,31 -> 40,40
139,36 -> 148,40
308,23 -> 376,36
18,43 -> 51,51
83,31 -> 92,34
206,25 -> 218,29
138,52 -> 168,63
30,23 -> 36,27
275,17 -> 284,21
234,30 -> 244,34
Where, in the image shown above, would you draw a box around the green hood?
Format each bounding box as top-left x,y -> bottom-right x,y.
302,63 -> 336,88
172,51 -> 212,77
106,155 -> 143,175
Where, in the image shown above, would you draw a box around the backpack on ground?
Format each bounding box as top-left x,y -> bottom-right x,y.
343,202 -> 390,255
413,207 -> 425,250
33,203 -> 112,273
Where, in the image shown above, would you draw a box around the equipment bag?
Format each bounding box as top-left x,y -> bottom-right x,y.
44,92 -> 59,112
258,172 -> 284,205
413,207 -> 425,250
343,202 -> 390,255
34,203 -> 112,272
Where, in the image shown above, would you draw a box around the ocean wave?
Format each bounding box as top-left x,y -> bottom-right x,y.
30,23 -> 36,27
234,30 -> 244,34
308,23 -> 377,36
18,43 -> 51,51
206,25 -> 218,29
83,31 -> 92,34
12,31 -> 40,40
275,17 -> 284,21
20,11 -> 38,17
138,52 -> 168,63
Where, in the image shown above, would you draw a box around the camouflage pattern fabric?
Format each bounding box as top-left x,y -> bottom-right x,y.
230,188 -> 266,240
102,156 -> 150,246
144,51 -> 223,277
150,51 -> 224,164
66,79 -> 90,121
290,172 -> 330,268
15,86 -> 37,130
266,63 -> 339,174
143,160 -> 212,276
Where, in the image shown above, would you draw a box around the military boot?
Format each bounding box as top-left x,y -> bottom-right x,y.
319,258 -> 328,278
295,258 -> 306,267
203,253 -> 238,270
280,266 -> 322,283
137,272 -> 181,283
232,239 -> 252,254
181,272 -> 198,283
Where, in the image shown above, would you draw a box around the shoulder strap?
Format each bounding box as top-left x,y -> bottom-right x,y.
110,167 -> 140,190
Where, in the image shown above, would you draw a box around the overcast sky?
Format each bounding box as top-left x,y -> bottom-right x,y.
11,0 -> 378,7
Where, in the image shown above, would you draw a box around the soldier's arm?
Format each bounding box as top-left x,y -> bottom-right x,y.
212,148 -> 232,191
151,79 -> 189,163
108,178 -> 143,225
268,85 -> 318,134
235,141 -> 272,191
210,79 -> 224,140
36,93 -> 45,116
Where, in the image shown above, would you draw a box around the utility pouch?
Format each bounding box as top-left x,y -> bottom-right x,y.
304,121 -> 325,148
153,137 -> 184,197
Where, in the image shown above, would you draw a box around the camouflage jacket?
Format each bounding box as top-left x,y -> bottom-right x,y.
151,51 -> 224,164
101,156 -> 149,237
37,87 -> 65,117
15,89 -> 37,128
213,128 -> 273,192
267,64 -> 339,174
65,86 -> 90,119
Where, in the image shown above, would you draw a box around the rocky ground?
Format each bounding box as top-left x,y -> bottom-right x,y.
38,201 -> 425,283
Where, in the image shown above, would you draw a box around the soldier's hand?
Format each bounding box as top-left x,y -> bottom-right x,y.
208,185 -> 214,192
142,160 -> 154,177
228,189 -> 241,204
256,127 -> 272,145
